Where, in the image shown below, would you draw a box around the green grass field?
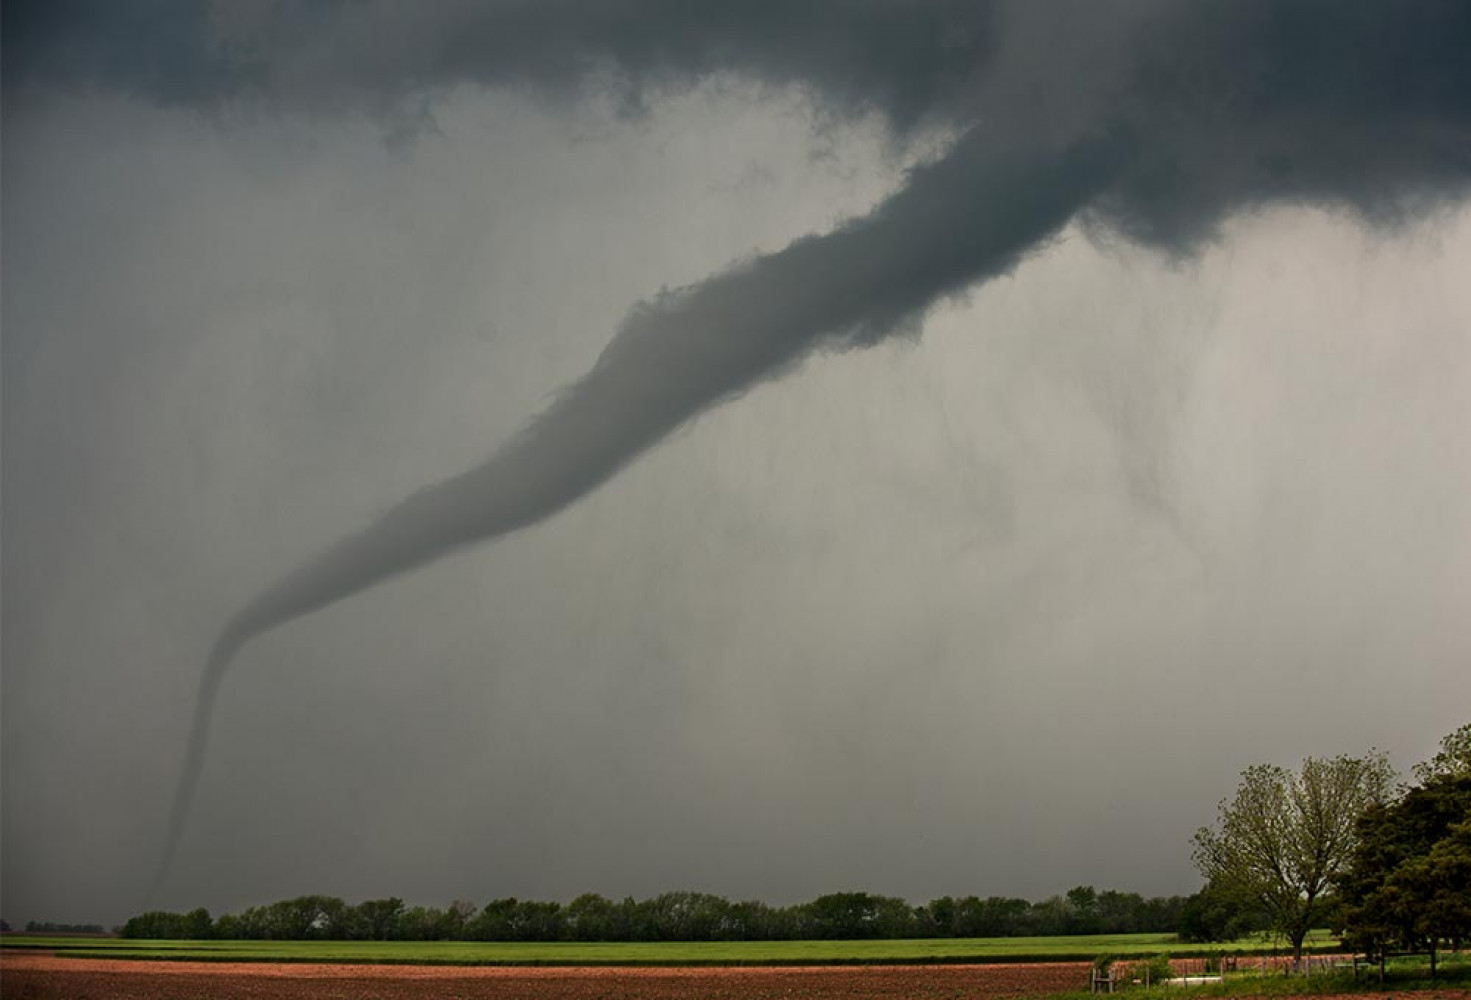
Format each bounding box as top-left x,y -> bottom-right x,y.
0,929 -> 1342,966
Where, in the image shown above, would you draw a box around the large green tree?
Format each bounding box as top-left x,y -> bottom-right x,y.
1336,724 -> 1471,971
1192,751 -> 1395,964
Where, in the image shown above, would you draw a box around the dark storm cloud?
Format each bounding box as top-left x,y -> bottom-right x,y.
12,1 -> 1468,895
5,0 -> 998,127
10,1 -> 1470,237
2,0 -> 236,105
1092,2 -> 1471,246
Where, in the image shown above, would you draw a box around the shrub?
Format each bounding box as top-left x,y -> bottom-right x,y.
1121,955 -> 1174,986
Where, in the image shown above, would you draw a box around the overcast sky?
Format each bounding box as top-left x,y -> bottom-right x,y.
3,2 -> 1469,928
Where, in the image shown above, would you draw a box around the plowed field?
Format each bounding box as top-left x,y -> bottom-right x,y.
6,953 -> 1470,1000
2,954 -> 1087,999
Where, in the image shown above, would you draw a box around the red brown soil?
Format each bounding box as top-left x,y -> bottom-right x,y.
0,954 -> 1084,1000
5,953 -> 1470,1000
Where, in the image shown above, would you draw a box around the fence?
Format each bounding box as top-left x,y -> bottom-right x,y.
1090,953 -> 1359,993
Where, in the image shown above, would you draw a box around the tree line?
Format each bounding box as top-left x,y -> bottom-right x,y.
18,921 -> 106,934
123,886 -> 1189,941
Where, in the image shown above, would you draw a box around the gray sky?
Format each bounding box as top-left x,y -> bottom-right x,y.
3,2 -> 1470,927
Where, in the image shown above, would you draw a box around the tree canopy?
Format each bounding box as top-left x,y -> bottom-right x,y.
122,886 -> 1189,942
1192,751 -> 1395,962
1335,724 -> 1471,969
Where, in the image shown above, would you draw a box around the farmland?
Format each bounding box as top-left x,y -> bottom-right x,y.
5,948 -> 1469,1000
0,954 -> 1092,1000
8,932 -> 1468,1000
0,930 -> 1339,966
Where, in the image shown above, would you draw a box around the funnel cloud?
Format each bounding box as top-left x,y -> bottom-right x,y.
4,1 -> 1471,923
153,126 -> 1128,889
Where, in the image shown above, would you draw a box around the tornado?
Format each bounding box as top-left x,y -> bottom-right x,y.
150,125 -> 1135,895
41,0 -> 1453,898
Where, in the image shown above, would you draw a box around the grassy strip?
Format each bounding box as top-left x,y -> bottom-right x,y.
0,930 -> 1343,967
1046,955 -> 1471,1000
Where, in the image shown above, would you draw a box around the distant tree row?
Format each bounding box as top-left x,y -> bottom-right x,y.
20,921 -> 107,934
123,886 -> 1190,942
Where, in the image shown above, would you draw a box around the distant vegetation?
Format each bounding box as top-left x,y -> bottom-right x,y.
20,921 -> 106,934
121,887 -> 1190,942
